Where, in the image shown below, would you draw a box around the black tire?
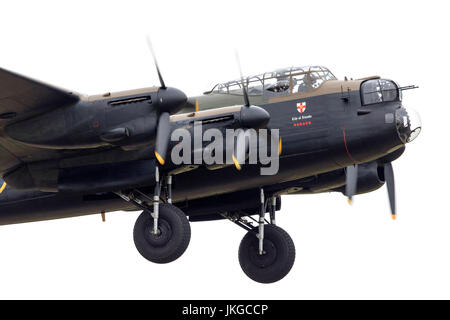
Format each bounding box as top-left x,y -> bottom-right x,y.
133,204 -> 191,264
239,225 -> 295,284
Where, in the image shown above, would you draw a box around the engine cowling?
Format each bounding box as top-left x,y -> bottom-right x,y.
288,160 -> 385,195
334,161 -> 385,195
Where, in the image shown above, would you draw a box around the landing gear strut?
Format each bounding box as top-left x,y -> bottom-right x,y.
116,167 -> 191,264
227,189 -> 295,283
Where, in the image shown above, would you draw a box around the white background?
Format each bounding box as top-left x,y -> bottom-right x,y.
0,0 -> 447,299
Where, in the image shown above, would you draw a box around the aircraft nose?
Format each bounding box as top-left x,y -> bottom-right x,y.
157,87 -> 188,114
395,106 -> 422,143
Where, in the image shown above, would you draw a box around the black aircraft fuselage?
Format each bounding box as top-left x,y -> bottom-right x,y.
0,68 -> 419,225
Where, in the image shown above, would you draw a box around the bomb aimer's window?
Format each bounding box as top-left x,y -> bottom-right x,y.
361,79 -> 399,105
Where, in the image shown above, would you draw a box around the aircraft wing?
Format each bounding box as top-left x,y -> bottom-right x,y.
0,67 -> 79,121
0,67 -> 81,176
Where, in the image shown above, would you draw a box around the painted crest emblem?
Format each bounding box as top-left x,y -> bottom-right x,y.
296,102 -> 306,113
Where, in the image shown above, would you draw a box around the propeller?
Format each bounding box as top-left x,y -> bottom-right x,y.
344,161 -> 397,220
383,162 -> 396,220
232,129 -> 249,170
0,181 -> 6,194
154,112 -> 171,165
235,52 -> 250,108
231,52 -> 276,170
345,164 -> 358,204
146,36 -> 166,89
146,36 -> 187,165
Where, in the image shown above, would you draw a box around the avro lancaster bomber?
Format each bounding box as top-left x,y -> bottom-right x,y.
0,46 -> 421,283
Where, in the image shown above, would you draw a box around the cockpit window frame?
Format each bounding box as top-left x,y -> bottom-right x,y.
209,66 -> 337,97
360,79 -> 401,106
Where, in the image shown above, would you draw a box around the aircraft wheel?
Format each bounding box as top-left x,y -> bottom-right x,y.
133,204 -> 191,264
239,225 -> 295,283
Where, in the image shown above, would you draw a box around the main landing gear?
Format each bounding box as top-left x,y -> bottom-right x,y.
239,225 -> 295,283
133,204 -> 190,263
117,168 -> 294,283
225,189 -> 296,283
116,167 -> 191,264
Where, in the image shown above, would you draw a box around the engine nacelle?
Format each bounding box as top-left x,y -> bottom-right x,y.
291,161 -> 385,195
333,161 -> 385,195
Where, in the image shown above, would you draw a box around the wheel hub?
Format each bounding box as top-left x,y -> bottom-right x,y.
249,239 -> 277,268
144,219 -> 172,247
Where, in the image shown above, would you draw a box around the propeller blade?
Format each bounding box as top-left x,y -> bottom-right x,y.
278,136 -> 282,156
235,51 -> 250,107
0,181 -> 6,194
384,162 -> 396,220
241,78 -> 250,107
232,129 -> 279,171
232,129 -> 249,170
345,164 -> 358,204
146,36 -> 166,89
154,112 -> 171,165
267,129 -> 282,156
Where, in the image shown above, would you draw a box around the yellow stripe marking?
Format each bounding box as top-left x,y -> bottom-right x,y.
232,155 -> 242,171
278,137 -> 282,155
155,152 -> 165,165
0,182 -> 6,194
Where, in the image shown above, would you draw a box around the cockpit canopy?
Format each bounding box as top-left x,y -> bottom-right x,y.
209,66 -> 336,97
